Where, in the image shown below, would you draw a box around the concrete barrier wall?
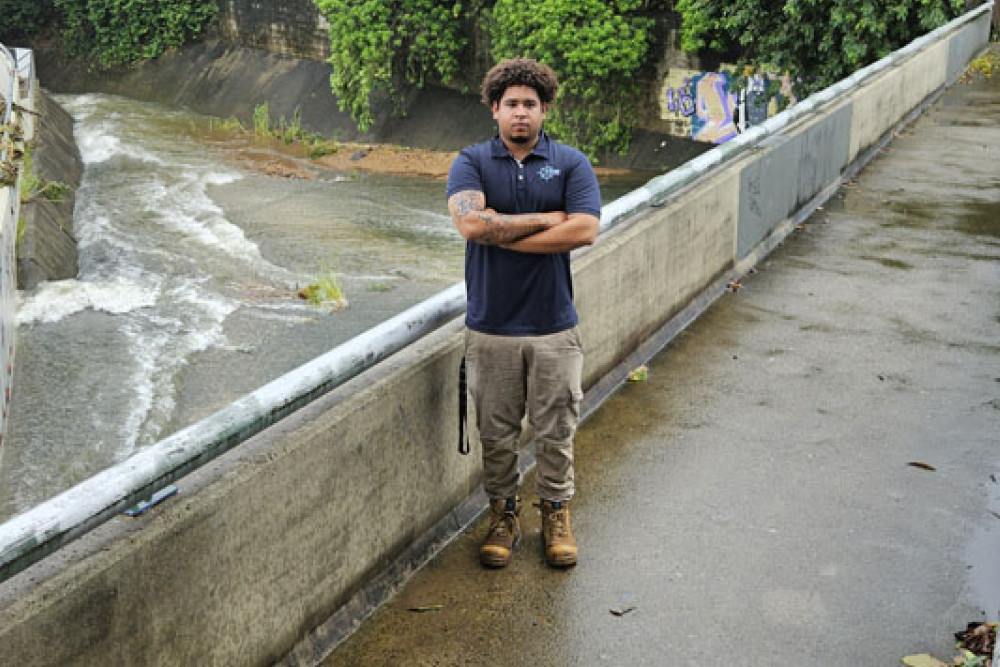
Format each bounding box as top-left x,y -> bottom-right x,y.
0,46 -> 34,472
16,89 -> 83,289
0,9 -> 992,666
0,322 -> 478,665
216,0 -> 331,62
739,102 -> 854,258
576,167 -> 740,384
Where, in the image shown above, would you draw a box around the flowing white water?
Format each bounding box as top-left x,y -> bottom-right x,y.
0,93 -> 481,520
19,96 -> 288,462
0,93 -> 651,521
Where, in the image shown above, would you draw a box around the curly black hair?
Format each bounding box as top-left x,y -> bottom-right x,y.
481,57 -> 559,107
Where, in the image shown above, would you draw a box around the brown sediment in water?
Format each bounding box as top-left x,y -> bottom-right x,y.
201,131 -> 630,181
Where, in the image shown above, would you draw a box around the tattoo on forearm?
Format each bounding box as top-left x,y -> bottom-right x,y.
450,190 -> 548,245
451,191 -> 482,219
475,211 -> 548,245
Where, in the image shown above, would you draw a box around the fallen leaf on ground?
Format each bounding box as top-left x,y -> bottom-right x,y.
610,606 -> 637,617
954,621 -> 996,658
900,654 -> 948,667
407,604 -> 444,612
627,366 -> 649,382
908,461 -> 936,471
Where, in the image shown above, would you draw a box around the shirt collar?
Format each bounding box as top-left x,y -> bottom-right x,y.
490,131 -> 551,160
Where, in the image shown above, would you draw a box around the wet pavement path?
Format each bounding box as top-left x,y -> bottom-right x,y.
322,59 -> 1000,666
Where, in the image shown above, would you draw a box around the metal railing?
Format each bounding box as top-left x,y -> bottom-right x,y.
0,44 -> 17,163
0,1 -> 993,582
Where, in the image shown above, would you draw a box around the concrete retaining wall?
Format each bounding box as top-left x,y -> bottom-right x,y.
0,8 -> 992,666
216,0 -> 331,63
16,89 -> 83,289
0,46 -> 35,472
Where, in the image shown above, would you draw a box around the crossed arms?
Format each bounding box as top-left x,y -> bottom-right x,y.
448,190 -> 599,254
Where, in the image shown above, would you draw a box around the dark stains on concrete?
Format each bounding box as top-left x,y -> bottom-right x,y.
958,201 -> 1000,238
319,54 -> 1000,667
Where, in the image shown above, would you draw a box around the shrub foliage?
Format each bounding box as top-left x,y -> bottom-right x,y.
2,0 -> 975,156
54,0 -> 217,68
315,0 -> 472,132
0,0 -> 215,68
675,0 -> 967,97
489,0 -> 653,158
0,0 -> 55,39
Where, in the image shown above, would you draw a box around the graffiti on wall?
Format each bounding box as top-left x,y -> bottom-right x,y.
660,68 -> 797,144
661,69 -> 738,144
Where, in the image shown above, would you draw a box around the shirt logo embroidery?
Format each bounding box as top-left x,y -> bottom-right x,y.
538,165 -> 561,181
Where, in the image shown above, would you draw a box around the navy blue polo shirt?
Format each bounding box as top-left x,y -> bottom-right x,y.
447,133 -> 601,336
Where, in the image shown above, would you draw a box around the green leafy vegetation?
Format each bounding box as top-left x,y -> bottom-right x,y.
18,147 -> 70,204
252,102 -> 272,138
278,107 -> 305,145
962,50 -> 1000,81
4,144 -> 71,251
208,116 -> 246,133
489,0 -> 653,159
314,0 -> 652,158
298,272 -> 348,309
674,0 -> 966,98
315,0 -> 472,132
4,0 -> 979,159
45,0 -> 217,68
204,103 -> 340,161
307,139 -> 341,159
0,0 -> 55,39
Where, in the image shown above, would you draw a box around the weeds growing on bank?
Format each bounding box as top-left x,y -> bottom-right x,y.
208,102 -> 341,160
960,50 -> 1000,83
208,116 -> 245,133
298,269 -> 348,310
252,101 -> 271,138
19,148 -> 70,205
971,50 -> 1000,78
4,145 -> 71,251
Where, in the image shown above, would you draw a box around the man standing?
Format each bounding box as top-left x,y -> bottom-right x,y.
447,58 -> 601,568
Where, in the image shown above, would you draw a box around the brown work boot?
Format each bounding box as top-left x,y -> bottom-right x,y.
480,497 -> 521,568
539,499 -> 578,567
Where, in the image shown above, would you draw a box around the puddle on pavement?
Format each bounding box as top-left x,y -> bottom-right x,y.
965,474 -> 1000,622
957,201 -> 1000,239
860,256 -> 914,270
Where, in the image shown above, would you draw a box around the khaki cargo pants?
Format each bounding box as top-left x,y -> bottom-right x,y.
465,326 -> 584,503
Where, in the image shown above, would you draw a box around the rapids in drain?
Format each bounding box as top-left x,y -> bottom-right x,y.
0,93 -> 651,521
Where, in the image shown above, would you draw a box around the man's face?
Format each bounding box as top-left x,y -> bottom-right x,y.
492,85 -> 547,147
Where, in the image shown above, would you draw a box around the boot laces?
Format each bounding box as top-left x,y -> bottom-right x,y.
535,502 -> 568,538
548,509 -> 567,537
489,510 -> 516,538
